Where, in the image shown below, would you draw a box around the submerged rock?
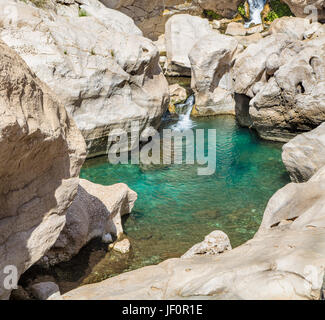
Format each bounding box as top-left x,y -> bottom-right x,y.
0,0 -> 169,157
0,40 -> 86,300
30,282 -> 62,300
282,123 -> 325,182
181,231 -> 232,258
40,179 -> 137,266
112,239 -> 131,254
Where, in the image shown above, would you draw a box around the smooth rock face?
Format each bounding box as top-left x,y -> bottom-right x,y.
181,231 -> 232,258
282,123 -> 325,182
40,179 -> 137,266
189,33 -> 238,115
165,14 -> 212,76
31,282 -> 62,300
233,28 -> 325,142
0,40 -> 86,300
0,0 -> 169,157
63,166 -> 325,300
269,17 -> 312,40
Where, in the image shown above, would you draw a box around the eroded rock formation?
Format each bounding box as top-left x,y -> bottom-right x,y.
233,20 -> 325,142
0,0 -> 169,157
0,40 -> 86,300
189,33 -> 239,115
40,179 -> 137,266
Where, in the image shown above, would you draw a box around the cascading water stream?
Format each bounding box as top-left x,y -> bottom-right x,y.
172,94 -> 195,132
245,0 -> 267,27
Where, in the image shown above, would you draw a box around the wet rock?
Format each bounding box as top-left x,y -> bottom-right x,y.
112,239 -> 131,254
10,286 -> 31,301
31,282 -> 62,300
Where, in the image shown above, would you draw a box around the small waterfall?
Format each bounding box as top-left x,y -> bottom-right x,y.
172,95 -> 195,132
245,0 -> 267,27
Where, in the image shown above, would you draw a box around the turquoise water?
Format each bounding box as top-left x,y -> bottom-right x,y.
77,115 -> 290,284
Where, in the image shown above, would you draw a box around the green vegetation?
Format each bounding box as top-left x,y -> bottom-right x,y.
265,0 -> 294,22
78,8 -> 88,17
90,49 -> 96,56
64,50 -> 67,55
237,0 -> 293,23
237,3 -> 247,18
110,50 -> 115,58
202,9 -> 222,21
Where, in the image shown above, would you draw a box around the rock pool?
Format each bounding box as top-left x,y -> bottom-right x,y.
21,115 -> 290,292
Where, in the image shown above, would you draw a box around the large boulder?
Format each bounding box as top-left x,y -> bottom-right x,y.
282,122 -> 325,182
165,14 -> 213,76
248,36 -> 325,141
0,40 -> 86,300
0,0 -> 169,157
233,33 -> 294,97
189,33 -> 239,116
63,166 -> 325,300
40,179 -> 137,266
233,29 -> 325,142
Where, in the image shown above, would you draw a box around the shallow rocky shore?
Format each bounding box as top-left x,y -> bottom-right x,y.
1,0 -> 325,300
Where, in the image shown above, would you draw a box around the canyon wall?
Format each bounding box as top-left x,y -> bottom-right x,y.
0,39 -> 86,300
